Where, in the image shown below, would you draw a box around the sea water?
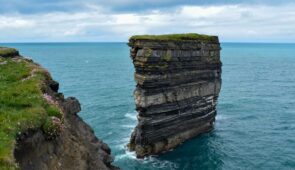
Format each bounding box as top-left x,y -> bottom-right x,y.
1,42 -> 295,170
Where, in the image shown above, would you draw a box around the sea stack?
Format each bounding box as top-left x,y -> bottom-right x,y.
128,34 -> 222,158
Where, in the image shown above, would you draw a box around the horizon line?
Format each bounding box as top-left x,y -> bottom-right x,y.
1,41 -> 295,44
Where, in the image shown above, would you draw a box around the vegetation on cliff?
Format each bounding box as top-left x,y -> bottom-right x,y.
0,48 -> 19,58
0,48 -> 62,169
129,33 -> 217,41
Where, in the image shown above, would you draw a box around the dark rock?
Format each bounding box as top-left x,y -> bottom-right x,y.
11,53 -> 118,170
48,80 -> 59,92
0,47 -> 19,58
128,34 -> 222,158
63,97 -> 81,115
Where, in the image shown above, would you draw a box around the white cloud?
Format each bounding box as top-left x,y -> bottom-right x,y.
0,4 -> 295,42
0,17 -> 35,29
180,6 -> 228,18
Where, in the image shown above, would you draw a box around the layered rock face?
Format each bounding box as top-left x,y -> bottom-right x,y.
128,34 -> 222,157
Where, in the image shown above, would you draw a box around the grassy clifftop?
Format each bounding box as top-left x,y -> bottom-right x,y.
0,48 -> 62,169
0,48 -> 19,58
129,33 -> 217,41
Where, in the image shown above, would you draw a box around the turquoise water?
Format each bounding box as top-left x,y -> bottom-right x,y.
1,42 -> 295,170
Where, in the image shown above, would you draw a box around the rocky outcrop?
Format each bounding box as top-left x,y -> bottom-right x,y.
128,34 -> 222,157
0,48 -> 117,170
14,94 -> 116,170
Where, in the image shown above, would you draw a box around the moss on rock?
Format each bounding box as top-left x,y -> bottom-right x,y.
143,47 -> 153,58
162,50 -> 172,62
0,48 -> 19,58
42,117 -> 62,139
130,33 -> 216,42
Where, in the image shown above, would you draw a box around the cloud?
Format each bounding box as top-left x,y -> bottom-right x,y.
0,4 -> 295,42
0,16 -> 35,29
0,0 -> 294,14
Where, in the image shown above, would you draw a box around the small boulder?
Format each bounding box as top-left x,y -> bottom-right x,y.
63,97 -> 81,115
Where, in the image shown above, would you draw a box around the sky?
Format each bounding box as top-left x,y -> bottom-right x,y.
1,0 -> 295,42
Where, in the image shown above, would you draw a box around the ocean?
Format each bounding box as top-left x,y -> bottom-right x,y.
1,42 -> 295,170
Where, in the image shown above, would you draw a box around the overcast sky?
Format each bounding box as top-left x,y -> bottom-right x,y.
1,0 -> 295,42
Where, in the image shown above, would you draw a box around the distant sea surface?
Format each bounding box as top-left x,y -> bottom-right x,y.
1,42 -> 295,170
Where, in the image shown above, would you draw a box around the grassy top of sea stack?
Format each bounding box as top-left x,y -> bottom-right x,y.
0,48 -> 62,169
129,33 -> 217,42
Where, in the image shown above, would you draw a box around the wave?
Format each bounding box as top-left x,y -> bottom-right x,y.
124,112 -> 137,121
115,150 -> 137,161
216,114 -> 228,120
121,124 -> 134,128
115,151 -> 179,169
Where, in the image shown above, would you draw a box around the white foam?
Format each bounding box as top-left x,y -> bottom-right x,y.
124,112 -> 137,121
115,149 -> 178,169
115,150 -> 137,161
119,111 -> 178,169
121,124 -> 134,128
143,156 -> 179,169
216,114 -> 227,120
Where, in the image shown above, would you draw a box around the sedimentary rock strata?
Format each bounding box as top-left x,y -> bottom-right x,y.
128,34 -> 222,157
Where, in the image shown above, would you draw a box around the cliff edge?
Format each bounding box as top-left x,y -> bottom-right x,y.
128,33 -> 222,157
0,47 -> 117,170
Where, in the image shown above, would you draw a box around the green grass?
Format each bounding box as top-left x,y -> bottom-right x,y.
0,56 -> 62,169
0,48 -> 18,57
129,33 -> 216,41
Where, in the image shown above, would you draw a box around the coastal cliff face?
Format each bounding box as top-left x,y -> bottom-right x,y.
127,34 -> 222,157
0,47 -> 117,170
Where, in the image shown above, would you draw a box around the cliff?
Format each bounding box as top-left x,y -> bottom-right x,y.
127,33 -> 222,157
0,47 -> 117,170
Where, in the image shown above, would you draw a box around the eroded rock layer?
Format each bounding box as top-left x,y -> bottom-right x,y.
128,34 -> 222,157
